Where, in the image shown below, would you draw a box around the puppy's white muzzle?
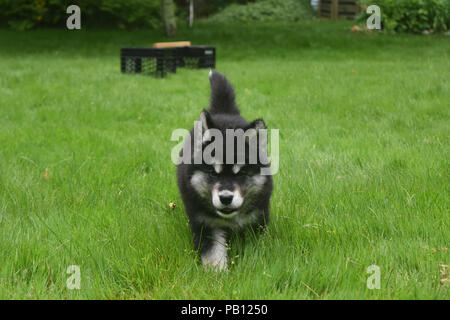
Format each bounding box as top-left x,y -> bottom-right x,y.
212,186 -> 243,219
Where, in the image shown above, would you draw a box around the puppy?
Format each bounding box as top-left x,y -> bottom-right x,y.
177,71 -> 273,270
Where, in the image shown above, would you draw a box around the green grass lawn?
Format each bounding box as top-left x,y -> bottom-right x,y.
0,20 -> 448,299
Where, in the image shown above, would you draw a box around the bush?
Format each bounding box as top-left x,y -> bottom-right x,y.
174,0 -> 256,18
358,0 -> 450,33
208,0 -> 314,23
100,0 -> 160,29
0,0 -> 161,30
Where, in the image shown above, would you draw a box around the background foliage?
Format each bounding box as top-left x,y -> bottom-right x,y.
0,0 -> 314,30
0,0 -> 161,30
208,0 -> 314,23
2,0 -> 449,32
358,0 -> 450,33
175,0 -> 256,19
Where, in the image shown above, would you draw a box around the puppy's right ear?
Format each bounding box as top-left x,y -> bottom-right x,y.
199,109 -> 213,131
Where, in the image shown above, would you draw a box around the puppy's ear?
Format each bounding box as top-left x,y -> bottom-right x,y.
245,119 -> 267,140
245,119 -> 268,156
247,119 -> 266,131
199,109 -> 214,131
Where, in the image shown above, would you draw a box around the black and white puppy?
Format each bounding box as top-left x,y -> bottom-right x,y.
177,71 -> 273,271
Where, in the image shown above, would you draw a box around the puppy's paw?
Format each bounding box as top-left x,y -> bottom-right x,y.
202,255 -> 228,272
201,229 -> 229,272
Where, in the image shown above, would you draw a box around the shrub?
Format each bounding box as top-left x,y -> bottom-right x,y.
0,0 -> 161,30
100,0 -> 160,29
358,0 -> 450,33
174,0 -> 256,18
208,0 -> 314,23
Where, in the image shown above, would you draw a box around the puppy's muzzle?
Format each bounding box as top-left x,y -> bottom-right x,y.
212,186 -> 244,218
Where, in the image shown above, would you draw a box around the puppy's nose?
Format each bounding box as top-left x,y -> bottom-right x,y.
219,194 -> 233,206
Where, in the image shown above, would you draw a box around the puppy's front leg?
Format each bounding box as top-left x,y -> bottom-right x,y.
200,229 -> 229,271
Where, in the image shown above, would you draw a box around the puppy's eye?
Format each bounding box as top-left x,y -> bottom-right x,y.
239,169 -> 250,176
240,165 -> 257,176
237,167 -> 251,176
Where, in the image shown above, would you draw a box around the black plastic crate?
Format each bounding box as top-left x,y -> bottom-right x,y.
121,46 -> 215,77
176,46 -> 216,69
121,47 -> 178,77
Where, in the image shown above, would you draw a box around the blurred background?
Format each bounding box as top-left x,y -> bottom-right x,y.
0,0 -> 448,34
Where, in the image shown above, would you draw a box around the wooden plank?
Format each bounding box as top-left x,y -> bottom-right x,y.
321,3 -> 332,11
338,4 -> 357,13
339,13 -> 357,20
153,41 -> 191,48
319,0 -> 361,19
331,0 -> 339,20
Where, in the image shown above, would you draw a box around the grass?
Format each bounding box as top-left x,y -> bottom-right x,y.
0,20 -> 449,299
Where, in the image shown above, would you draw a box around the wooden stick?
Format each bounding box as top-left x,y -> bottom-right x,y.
153,41 -> 191,48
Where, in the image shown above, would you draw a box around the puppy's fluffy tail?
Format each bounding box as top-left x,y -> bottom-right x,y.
209,70 -> 240,115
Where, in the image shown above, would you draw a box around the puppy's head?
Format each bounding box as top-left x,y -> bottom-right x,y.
190,110 -> 269,218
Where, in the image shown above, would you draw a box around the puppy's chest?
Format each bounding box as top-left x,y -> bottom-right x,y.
198,210 -> 260,231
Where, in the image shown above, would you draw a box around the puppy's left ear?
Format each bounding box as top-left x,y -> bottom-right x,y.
199,109 -> 214,131
244,119 -> 267,144
247,119 -> 266,131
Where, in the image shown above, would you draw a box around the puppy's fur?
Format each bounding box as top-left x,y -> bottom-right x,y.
177,71 -> 273,270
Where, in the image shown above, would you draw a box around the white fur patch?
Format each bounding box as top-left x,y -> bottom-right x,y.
232,164 -> 242,174
190,171 -> 208,196
214,163 -> 223,174
253,174 -> 267,187
202,129 -> 211,143
218,190 -> 233,198
199,112 -> 209,131
202,229 -> 228,271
